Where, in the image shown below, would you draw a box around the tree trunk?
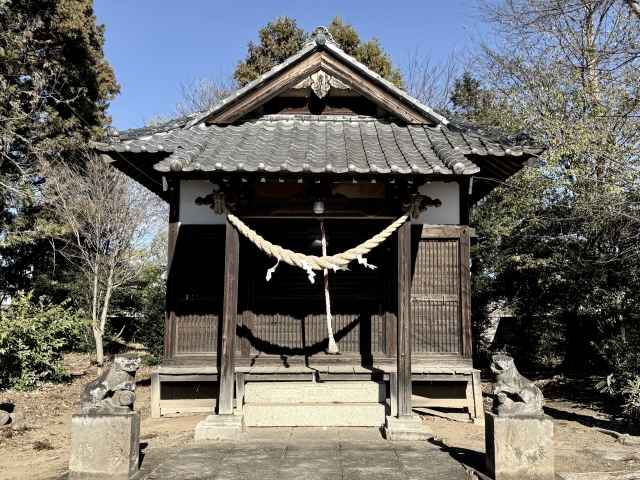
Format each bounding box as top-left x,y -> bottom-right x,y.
93,324 -> 104,366
91,268 -> 103,365
95,264 -> 115,367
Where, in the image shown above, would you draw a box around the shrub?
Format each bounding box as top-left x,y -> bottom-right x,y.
622,376 -> 640,423
0,292 -> 87,390
596,327 -> 640,424
135,277 -> 165,362
125,262 -> 166,363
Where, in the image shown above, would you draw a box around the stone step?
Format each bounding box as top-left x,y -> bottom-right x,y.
244,403 -> 386,427
244,381 -> 384,404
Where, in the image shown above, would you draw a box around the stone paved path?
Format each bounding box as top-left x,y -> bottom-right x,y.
134,429 -> 473,480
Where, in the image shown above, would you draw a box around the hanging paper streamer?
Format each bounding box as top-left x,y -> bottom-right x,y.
301,260 -> 316,284
356,255 -> 377,270
265,259 -> 280,281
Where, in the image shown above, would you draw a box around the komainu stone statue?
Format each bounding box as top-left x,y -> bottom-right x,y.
491,353 -> 544,417
80,355 -> 142,414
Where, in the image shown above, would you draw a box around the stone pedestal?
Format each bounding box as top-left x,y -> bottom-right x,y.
384,415 -> 433,441
485,412 -> 554,480
194,414 -> 243,441
69,412 -> 140,479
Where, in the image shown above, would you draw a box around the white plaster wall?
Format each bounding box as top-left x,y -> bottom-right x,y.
178,179 -> 460,225
179,180 -> 225,224
411,181 -> 460,225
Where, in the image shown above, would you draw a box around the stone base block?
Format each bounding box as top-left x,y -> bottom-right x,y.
194,414 -> 243,441
384,415 -> 433,441
245,381 -> 384,404
485,412 -> 554,480
244,403 -> 385,427
69,412 -> 140,479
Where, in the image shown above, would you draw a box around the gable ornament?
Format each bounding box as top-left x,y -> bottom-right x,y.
294,70 -> 350,99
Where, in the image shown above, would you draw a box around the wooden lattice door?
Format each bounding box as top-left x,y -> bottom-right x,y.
410,226 -> 472,357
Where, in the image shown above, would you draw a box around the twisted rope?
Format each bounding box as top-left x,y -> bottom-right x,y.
227,213 -> 408,272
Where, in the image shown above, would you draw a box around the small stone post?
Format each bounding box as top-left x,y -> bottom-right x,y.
485,354 -> 554,480
69,355 -> 142,479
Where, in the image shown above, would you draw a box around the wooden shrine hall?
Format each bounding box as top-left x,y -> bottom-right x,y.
96,27 -> 541,437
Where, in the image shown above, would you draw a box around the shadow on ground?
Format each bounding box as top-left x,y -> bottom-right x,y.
429,438 -> 489,477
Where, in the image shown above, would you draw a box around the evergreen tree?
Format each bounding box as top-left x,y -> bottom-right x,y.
0,0 -> 119,300
234,16 -> 403,88
234,17 -> 307,87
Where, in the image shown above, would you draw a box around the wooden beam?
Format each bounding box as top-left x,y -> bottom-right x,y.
459,178 -> 470,226
217,217 -> 240,415
471,370 -> 485,424
235,373 -> 246,412
150,372 -> 160,419
396,221 -> 412,417
211,53 -> 323,124
164,180 -> 180,360
419,225 -> 467,239
319,53 -> 430,124
459,227 -> 473,358
205,51 -> 433,125
389,373 -> 398,417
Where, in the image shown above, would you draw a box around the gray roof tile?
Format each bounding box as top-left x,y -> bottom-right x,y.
95,115 -> 543,176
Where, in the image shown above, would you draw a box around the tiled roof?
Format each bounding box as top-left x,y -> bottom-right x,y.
96,115 -> 539,176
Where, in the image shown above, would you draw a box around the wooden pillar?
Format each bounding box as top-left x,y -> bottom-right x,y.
217,217 -> 239,415
396,221 -> 412,417
459,227 -> 472,358
164,180 -> 180,360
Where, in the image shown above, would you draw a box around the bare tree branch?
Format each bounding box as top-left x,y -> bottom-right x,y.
627,0 -> 640,19
404,50 -> 460,112
44,155 -> 164,365
176,77 -> 234,116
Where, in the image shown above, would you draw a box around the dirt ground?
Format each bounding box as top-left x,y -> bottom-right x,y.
424,376 -> 640,478
0,353 -> 202,480
1,353 -> 639,480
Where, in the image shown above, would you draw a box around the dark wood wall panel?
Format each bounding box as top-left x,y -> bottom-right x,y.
246,313 -> 386,355
169,225 -> 225,356
411,236 -> 462,354
166,222 -> 470,360
238,219 -> 394,358
175,314 -> 218,354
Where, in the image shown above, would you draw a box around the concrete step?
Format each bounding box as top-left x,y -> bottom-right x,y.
244,403 -> 386,427
244,381 -> 384,404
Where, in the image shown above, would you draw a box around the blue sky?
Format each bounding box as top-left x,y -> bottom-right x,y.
94,1 -> 484,130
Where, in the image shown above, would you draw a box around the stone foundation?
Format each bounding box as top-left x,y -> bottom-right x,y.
242,380 -> 385,427
244,403 -> 384,427
195,414 -> 243,441
384,415 -> 433,441
69,412 -> 140,479
485,412 -> 554,480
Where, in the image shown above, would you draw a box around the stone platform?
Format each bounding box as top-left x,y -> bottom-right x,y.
69,412 -> 140,479
132,429 -> 471,480
243,381 -> 386,427
485,413 -> 554,480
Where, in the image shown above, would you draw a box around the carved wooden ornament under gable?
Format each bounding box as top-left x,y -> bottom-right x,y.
294,70 -> 350,99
